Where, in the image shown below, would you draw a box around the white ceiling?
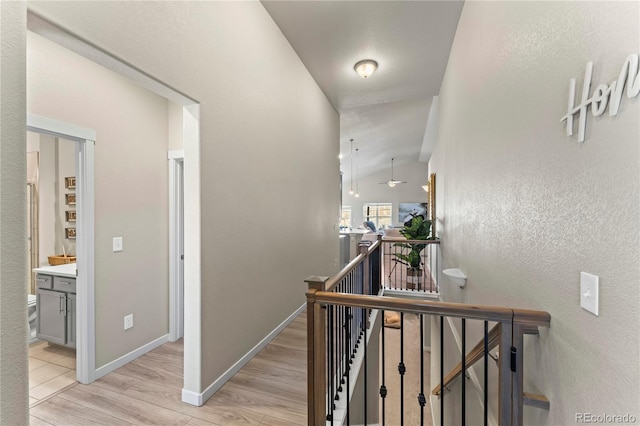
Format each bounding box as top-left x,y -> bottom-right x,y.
262,0 -> 464,181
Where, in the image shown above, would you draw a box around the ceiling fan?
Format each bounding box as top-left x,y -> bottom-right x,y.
379,158 -> 407,187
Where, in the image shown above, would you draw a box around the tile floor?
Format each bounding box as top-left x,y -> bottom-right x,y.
28,340 -> 76,408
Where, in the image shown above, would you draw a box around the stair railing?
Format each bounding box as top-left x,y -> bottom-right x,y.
306,241 -> 551,426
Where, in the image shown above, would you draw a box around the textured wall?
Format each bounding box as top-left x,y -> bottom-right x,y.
27,0 -> 340,399
430,1 -> 639,423
0,2 -> 29,424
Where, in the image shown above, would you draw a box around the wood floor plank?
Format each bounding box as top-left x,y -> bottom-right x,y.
205,382 -> 306,424
92,371 -> 141,394
57,384 -> 191,425
123,381 -> 263,425
241,358 -> 307,387
29,415 -> 55,426
252,344 -> 306,370
136,350 -> 183,373
230,371 -> 306,404
186,417 -> 218,426
115,358 -> 183,390
259,414 -> 304,426
30,395 -> 132,426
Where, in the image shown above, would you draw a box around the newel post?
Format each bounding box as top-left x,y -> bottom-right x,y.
359,242 -> 371,296
305,276 -> 328,426
498,318 -> 525,426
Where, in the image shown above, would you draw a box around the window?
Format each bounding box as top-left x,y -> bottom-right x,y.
340,207 -> 352,228
363,203 -> 392,229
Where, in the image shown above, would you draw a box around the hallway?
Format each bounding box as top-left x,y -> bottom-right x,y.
29,313 -> 307,425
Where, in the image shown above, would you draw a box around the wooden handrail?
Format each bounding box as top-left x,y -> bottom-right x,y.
523,393 -> 550,410
325,239 -> 381,292
310,292 -> 551,327
432,323 -> 502,396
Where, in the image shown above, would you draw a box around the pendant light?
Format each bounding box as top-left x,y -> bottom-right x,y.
349,139 -> 354,195
355,148 -> 360,198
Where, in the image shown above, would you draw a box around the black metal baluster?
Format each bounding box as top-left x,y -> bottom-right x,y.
362,306 -> 368,426
419,314 -> 426,425
399,312 -> 405,425
462,318 -> 466,425
381,309 -> 387,426
327,304 -> 334,423
440,316 -> 444,426
484,321 -> 488,426
345,306 -> 351,425
338,303 -> 343,397
326,305 -> 331,422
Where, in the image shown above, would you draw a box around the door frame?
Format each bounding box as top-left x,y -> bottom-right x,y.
27,113 -> 96,384
168,150 -> 184,342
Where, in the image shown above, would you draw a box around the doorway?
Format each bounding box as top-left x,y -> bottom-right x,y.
169,151 -> 184,341
27,114 -> 96,387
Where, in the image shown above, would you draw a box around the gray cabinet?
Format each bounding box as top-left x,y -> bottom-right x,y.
36,274 -> 76,348
36,288 -> 67,346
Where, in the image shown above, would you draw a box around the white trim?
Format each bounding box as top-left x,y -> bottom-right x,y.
168,156 -> 184,342
182,104 -> 202,398
27,114 -> 96,385
27,113 -> 96,142
94,334 -> 170,380
75,139 -> 96,384
168,150 -> 184,160
182,303 -> 306,406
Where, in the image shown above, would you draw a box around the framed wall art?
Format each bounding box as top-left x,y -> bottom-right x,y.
65,193 -> 76,205
65,176 -> 76,189
65,227 -> 76,239
65,210 -> 76,222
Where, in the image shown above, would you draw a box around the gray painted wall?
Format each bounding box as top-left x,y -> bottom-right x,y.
430,1 -> 639,423
27,31 -> 171,369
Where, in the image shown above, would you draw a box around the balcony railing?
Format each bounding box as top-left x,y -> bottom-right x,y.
380,237 -> 439,294
306,240 -> 551,425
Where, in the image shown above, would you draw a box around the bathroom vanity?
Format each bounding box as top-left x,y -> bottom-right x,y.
33,263 -> 76,348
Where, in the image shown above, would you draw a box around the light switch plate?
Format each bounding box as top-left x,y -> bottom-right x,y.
113,237 -> 123,252
580,272 -> 599,316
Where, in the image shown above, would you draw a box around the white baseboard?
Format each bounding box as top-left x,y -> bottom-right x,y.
182,303 -> 306,407
94,333 -> 170,380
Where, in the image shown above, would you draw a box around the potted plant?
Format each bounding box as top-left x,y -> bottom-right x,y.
394,214 -> 432,290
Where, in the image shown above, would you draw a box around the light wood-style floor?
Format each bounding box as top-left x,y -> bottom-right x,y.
30,313 -> 308,425
29,310 -> 431,425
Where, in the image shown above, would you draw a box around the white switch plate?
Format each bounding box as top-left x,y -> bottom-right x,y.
124,314 -> 133,330
113,237 -> 123,252
580,272 -> 599,316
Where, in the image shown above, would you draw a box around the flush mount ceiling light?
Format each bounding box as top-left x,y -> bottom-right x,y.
354,59 -> 378,78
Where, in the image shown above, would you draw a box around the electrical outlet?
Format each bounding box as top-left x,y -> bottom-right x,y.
124,314 -> 134,330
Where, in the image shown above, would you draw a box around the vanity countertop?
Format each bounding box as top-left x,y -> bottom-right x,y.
33,263 -> 77,278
